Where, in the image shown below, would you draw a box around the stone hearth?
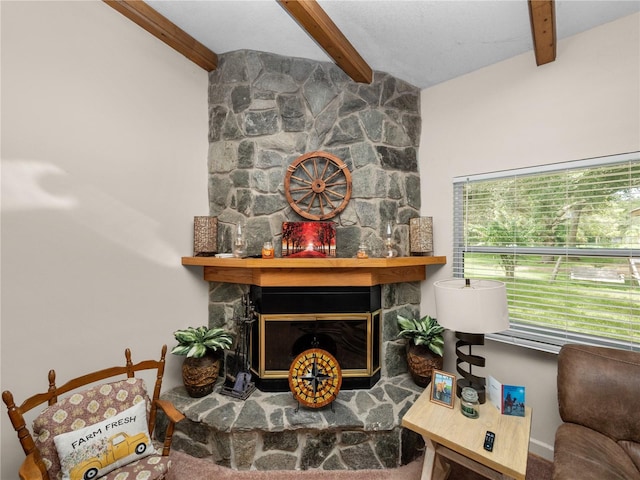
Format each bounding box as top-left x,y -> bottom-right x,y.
159,374 -> 424,471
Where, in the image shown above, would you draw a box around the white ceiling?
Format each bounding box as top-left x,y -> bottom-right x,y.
146,0 -> 640,89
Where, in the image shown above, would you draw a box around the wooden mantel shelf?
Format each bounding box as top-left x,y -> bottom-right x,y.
181,256 -> 446,287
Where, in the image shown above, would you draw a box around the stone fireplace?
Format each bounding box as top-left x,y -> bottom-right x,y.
162,50 -> 434,471
168,256 -> 443,469
204,49 -> 424,384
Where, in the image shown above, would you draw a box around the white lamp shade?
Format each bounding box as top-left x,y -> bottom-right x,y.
434,278 -> 509,334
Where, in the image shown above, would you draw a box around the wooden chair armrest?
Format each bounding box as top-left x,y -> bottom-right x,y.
155,399 -> 185,424
154,399 -> 185,456
19,453 -> 45,480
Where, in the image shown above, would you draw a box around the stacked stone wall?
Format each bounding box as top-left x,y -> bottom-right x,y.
206,50 -> 424,381
166,49 -> 428,472
208,50 -> 421,259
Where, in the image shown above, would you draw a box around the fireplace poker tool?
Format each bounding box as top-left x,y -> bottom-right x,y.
221,294 -> 257,400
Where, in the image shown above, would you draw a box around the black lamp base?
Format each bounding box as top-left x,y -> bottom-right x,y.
454,331 -> 488,404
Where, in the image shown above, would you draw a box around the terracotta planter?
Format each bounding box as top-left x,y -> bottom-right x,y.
405,342 -> 443,388
181,352 -> 221,398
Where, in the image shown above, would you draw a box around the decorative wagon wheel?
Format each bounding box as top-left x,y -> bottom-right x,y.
284,151 -> 352,221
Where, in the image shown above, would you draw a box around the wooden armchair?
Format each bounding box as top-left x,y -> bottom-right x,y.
3,345 -> 185,480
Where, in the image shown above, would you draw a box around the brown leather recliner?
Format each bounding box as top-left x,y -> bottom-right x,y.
553,344 -> 640,480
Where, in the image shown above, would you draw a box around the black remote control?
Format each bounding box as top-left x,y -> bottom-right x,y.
484,431 -> 495,451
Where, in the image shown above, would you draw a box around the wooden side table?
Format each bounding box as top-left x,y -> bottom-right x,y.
402,384 -> 532,480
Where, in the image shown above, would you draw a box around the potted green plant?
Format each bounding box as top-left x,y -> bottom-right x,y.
397,314 -> 444,387
171,326 -> 233,398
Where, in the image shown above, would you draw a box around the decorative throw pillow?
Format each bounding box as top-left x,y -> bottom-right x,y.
33,377 -> 150,480
53,401 -> 155,480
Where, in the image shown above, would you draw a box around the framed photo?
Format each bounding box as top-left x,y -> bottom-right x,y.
281,221 -> 336,258
430,370 -> 456,408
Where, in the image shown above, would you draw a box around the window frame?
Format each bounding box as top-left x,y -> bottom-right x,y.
452,152 -> 640,354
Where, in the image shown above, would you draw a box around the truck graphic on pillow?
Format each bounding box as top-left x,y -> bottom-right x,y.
70,431 -> 149,480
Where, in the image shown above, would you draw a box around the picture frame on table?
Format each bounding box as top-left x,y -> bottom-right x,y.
430,370 -> 456,408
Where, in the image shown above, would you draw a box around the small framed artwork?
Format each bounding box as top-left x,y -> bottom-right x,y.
281,221 -> 337,258
430,370 -> 456,408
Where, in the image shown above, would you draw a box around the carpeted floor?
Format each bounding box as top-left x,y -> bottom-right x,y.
167,449 -> 553,479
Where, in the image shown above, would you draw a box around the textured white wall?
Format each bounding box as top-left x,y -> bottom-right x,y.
1,1 -> 209,476
420,13 -> 640,459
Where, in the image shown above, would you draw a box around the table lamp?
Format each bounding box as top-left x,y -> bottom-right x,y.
433,278 -> 509,404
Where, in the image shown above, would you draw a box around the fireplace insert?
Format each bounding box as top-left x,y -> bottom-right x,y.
249,286 -> 381,391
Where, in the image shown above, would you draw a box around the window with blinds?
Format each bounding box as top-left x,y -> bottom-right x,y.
453,152 -> 640,353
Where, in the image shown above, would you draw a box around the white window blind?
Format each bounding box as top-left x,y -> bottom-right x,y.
453,152 -> 640,353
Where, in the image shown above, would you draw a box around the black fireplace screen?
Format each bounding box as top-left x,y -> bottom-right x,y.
249,286 -> 382,391
262,315 -> 371,371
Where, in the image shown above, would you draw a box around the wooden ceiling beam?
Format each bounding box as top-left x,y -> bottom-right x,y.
103,0 -> 218,72
278,0 -> 373,84
528,0 -> 556,66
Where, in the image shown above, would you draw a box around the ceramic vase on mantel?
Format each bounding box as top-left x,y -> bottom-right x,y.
406,342 -> 443,387
181,352 -> 221,398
